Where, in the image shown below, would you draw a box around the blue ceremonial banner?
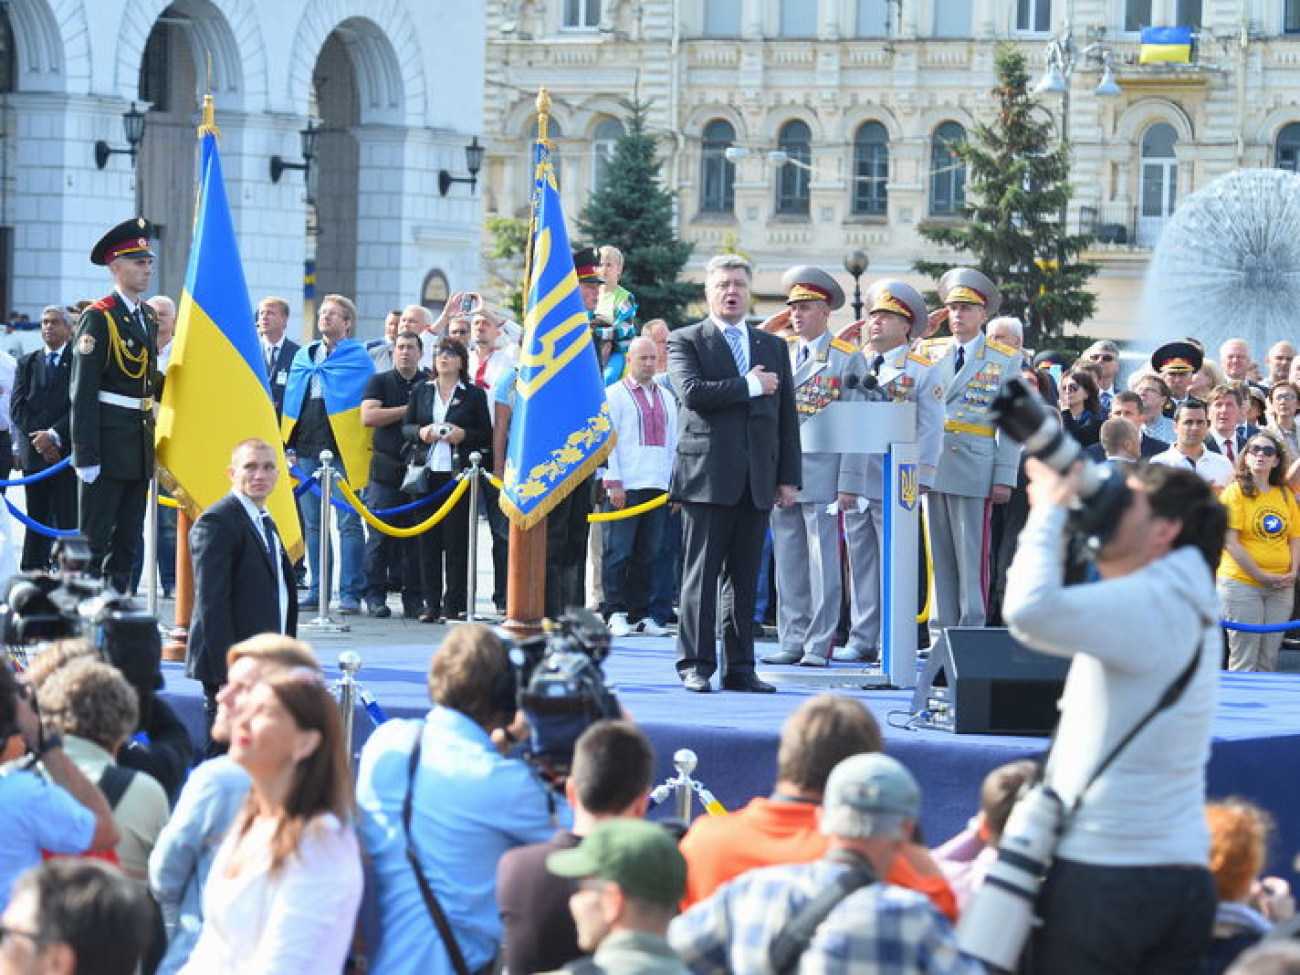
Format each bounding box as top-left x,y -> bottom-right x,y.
501,132 -> 613,528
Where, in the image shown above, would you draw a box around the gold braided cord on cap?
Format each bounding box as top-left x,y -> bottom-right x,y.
105,313 -> 150,381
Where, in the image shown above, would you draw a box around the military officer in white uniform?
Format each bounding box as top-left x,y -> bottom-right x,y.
761,267 -> 861,667
838,280 -> 944,662
925,268 -> 1021,642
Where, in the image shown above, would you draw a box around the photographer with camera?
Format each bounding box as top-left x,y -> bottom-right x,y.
997,459 -> 1227,974
355,624 -> 568,975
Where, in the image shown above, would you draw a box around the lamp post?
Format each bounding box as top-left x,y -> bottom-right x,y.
270,118 -> 319,184
843,250 -> 869,320
1033,26 -> 1121,232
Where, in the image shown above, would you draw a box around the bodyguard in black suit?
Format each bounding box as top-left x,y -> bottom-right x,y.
256,296 -> 300,419
71,219 -> 163,592
187,438 -> 297,751
669,255 -> 801,693
11,306 -> 76,570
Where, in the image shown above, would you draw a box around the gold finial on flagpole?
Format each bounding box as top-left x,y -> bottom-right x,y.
536,87 -> 551,144
197,55 -> 220,139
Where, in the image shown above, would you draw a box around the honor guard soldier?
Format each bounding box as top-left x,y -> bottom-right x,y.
925,268 -> 1020,643
839,280 -> 944,662
71,218 -> 162,591
762,266 -> 859,668
1151,340 -> 1204,418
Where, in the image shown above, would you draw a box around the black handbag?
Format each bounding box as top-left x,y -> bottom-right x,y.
400,462 -> 430,495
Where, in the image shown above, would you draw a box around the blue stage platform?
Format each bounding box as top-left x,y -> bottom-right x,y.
159,631 -> 1300,880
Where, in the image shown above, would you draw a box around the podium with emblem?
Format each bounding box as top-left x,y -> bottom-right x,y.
760,399 -> 922,689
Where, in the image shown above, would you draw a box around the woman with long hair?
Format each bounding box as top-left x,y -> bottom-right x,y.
1218,430 -> 1300,672
403,337 -> 492,622
180,671 -> 362,973
1058,367 -> 1102,447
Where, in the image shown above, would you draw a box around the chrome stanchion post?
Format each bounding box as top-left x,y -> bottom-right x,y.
673,748 -> 698,822
145,478 -> 160,618
304,450 -> 349,632
466,452 -> 482,621
337,651 -> 360,768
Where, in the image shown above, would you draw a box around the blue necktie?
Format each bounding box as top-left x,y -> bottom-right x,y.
954,345 -> 966,375
724,326 -> 747,375
44,352 -> 57,384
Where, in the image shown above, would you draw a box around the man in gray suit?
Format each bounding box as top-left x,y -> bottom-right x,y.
925,268 -> 1021,642
761,267 -> 860,668
669,255 -> 802,694
840,280 -> 944,662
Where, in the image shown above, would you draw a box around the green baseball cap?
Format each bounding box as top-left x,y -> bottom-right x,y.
546,819 -> 686,906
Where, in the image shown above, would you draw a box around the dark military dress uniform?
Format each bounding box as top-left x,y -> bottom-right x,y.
71,219 -> 163,590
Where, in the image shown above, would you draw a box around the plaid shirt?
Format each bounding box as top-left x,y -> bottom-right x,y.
668,858 -> 985,975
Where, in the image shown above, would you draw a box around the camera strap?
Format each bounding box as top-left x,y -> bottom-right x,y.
767,850 -> 877,975
1054,614 -> 1209,813
401,721 -> 476,975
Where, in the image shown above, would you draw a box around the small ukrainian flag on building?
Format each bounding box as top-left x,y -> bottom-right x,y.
1139,26 -> 1194,64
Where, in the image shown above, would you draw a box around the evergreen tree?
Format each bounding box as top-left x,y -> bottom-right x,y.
914,45 -> 1098,346
578,99 -> 696,327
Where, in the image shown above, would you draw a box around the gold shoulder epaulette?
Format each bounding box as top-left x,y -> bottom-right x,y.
906,351 -> 932,366
91,296 -> 114,312
985,338 -> 1017,357
830,337 -> 856,354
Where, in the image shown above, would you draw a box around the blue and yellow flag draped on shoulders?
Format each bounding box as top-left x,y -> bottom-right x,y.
156,95 -> 303,560
501,89 -> 613,528
279,339 -> 374,489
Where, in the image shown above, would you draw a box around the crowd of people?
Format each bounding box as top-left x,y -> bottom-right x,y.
3,216 -> 1300,972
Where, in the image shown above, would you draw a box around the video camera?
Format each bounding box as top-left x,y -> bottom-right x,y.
499,607 -> 621,787
1,535 -> 164,705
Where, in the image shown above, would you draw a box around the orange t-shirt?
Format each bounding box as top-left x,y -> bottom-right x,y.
679,797 -> 958,922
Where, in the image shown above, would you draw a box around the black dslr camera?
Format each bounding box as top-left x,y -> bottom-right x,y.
500,607 -> 621,786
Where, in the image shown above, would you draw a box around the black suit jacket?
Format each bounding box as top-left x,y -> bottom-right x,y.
186,494 -> 298,686
267,338 -> 301,418
402,380 -> 493,471
667,319 -> 801,507
11,346 -> 72,472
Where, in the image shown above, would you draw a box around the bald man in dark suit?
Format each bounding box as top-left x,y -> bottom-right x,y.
668,255 -> 801,694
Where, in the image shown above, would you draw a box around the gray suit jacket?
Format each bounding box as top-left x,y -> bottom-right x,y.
668,318 -> 801,507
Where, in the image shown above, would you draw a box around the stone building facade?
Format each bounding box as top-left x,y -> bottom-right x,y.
485,0 -> 1300,338
0,0 -> 485,343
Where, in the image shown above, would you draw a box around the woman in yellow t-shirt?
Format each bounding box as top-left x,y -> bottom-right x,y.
1218,431 -> 1300,671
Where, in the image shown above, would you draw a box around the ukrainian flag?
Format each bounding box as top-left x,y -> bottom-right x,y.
279,340 -> 374,490
156,97 -> 303,560
1139,26 -> 1194,64
501,131 -> 613,528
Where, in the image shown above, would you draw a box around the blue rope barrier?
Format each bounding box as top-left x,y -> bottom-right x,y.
1220,619 -> 1300,634
359,689 -> 387,726
0,457 -> 72,488
3,497 -> 77,538
288,463 -> 460,516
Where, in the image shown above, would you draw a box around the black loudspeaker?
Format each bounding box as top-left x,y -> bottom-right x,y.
909,628 -> 1069,736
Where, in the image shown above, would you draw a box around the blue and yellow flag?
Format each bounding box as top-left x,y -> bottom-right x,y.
1139,26 -> 1194,63
501,103 -> 613,528
156,96 -> 303,560
279,339 -> 374,488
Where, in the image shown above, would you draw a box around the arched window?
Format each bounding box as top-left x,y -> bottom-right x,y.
852,121 -> 889,216
592,117 -> 624,191
775,120 -> 812,216
1277,123 -> 1300,172
1138,121 -> 1178,245
929,121 -> 966,216
699,119 -> 736,214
